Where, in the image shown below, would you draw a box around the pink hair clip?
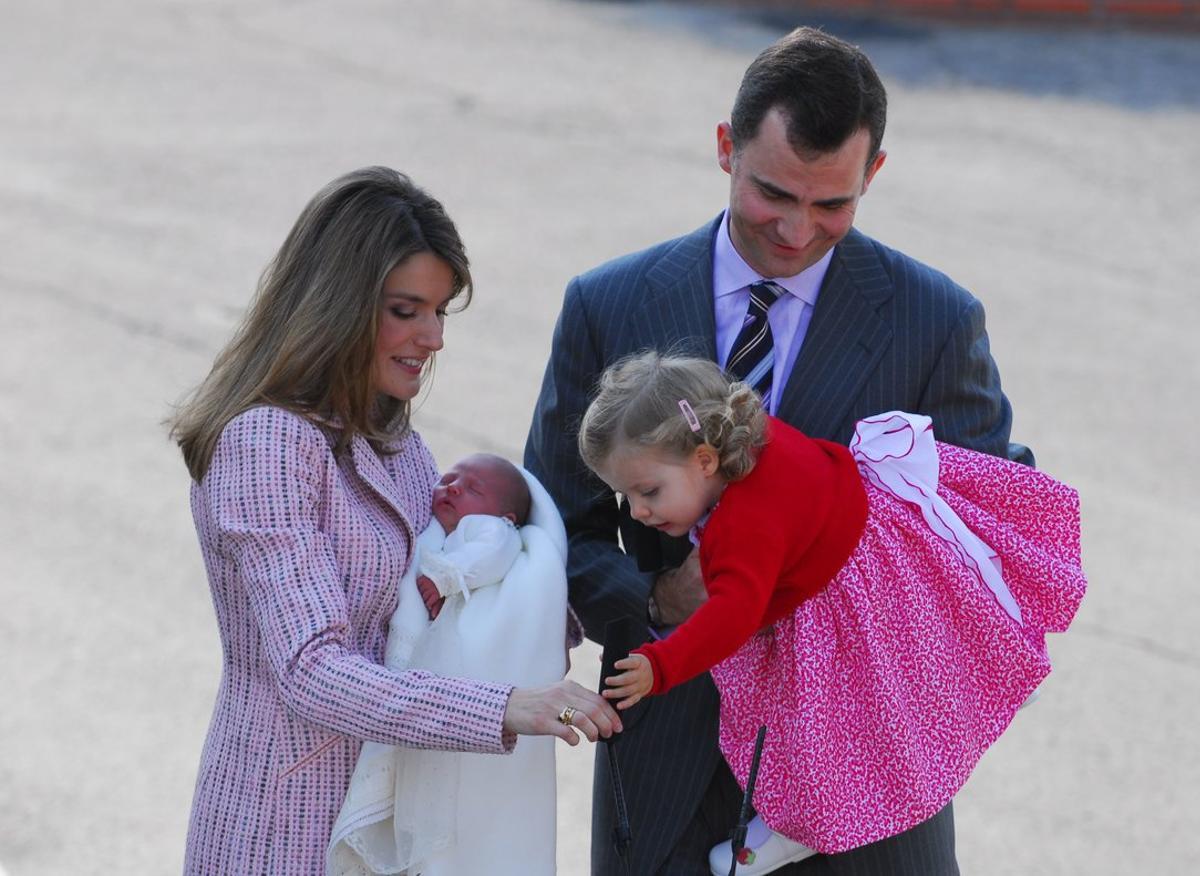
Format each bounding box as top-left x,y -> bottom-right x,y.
678,399 -> 701,433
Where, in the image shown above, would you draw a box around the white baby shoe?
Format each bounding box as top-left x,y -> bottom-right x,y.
708,816 -> 816,875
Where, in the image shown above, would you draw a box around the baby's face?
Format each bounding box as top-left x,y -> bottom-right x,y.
432,456 -> 516,533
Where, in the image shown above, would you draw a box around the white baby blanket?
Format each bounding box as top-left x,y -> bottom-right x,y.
327,468 -> 568,875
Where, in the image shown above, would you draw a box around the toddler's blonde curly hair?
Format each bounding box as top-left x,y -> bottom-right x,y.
578,351 -> 767,481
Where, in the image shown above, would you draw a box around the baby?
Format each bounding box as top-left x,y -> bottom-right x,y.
328,453 -> 566,876
416,453 -> 532,620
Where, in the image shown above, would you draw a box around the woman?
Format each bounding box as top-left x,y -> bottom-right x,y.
170,167 -> 619,874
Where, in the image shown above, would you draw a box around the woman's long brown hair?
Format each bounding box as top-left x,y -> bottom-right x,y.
169,166 -> 471,481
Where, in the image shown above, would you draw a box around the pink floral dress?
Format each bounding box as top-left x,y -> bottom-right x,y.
711,412 -> 1086,853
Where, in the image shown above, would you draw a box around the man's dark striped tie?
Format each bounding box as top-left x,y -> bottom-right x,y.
726,280 -> 785,409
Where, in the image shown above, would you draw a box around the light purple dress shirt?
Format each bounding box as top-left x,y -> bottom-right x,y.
712,210 -> 833,414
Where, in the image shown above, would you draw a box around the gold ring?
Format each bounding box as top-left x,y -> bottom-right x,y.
557,706 -> 577,726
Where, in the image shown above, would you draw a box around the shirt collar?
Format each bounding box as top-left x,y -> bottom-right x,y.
713,209 -> 833,306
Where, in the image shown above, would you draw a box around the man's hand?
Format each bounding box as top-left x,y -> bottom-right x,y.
651,548 -> 707,625
416,574 -> 445,620
603,653 -> 654,709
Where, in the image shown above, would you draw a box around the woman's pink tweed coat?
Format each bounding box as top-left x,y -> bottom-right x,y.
184,406 -> 514,874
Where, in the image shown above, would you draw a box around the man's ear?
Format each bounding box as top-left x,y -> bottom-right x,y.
862,149 -> 887,195
717,121 -> 735,175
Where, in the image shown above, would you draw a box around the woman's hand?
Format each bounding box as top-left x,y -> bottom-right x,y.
503,680 -> 622,746
603,653 -> 653,709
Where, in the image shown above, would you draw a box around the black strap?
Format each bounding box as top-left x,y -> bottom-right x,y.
728,725 -> 768,876
600,617 -> 637,870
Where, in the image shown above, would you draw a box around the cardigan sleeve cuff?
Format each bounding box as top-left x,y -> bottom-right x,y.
632,644 -> 671,696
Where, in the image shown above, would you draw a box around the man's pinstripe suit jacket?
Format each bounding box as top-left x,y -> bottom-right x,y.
525,215 -> 1028,874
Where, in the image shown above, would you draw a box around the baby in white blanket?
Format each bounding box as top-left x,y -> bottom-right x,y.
414,453 -> 532,622
328,454 -> 569,876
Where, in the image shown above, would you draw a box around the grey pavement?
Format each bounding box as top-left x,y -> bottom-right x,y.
2,0 -> 1198,873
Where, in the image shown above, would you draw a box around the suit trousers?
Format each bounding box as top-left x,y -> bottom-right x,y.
655,760 -> 959,876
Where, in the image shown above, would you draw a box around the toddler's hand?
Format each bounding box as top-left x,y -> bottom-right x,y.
416,575 -> 445,620
603,654 -> 653,709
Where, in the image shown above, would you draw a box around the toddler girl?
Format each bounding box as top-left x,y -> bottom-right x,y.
579,351 -> 1085,873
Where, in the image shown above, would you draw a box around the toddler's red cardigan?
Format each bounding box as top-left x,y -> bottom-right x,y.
634,417 -> 869,695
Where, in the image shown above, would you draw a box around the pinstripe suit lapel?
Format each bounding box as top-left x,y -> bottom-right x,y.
776,228 -> 893,437
628,217 -> 720,358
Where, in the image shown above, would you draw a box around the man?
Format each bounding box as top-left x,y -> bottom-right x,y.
525,26 -> 1029,875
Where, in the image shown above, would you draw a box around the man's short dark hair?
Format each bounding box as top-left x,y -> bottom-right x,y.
730,27 -> 887,164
